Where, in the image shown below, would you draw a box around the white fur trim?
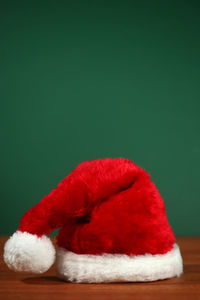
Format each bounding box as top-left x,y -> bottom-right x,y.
4,231 -> 55,273
56,243 -> 183,283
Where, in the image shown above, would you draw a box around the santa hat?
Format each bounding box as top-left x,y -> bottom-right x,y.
4,158 -> 183,283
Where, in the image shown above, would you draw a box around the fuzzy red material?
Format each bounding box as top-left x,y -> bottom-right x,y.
19,158 -> 175,255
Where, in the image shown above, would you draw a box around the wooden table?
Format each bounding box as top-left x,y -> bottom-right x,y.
0,236 -> 200,300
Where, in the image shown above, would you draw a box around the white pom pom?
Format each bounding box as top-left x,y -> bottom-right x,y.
4,231 -> 55,273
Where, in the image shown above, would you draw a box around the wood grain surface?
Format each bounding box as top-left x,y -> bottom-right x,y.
0,236 -> 200,300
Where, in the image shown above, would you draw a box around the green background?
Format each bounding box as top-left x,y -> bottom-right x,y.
1,0 -> 200,235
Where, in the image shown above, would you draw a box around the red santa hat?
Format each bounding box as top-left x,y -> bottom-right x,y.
4,158 -> 183,283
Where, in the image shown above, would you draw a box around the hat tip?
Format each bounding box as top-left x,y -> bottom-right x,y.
4,231 -> 55,273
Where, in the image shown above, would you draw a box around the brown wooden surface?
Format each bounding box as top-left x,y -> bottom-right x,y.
0,236 -> 200,300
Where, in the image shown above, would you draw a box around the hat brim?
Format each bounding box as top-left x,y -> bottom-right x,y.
55,243 -> 183,283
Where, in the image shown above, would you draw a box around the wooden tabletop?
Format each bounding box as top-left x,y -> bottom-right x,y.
0,236 -> 200,300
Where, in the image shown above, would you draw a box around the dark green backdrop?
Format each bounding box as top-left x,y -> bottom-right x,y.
1,1 -> 200,235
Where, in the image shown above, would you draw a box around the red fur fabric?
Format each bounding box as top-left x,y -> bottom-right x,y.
19,158 -> 175,255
